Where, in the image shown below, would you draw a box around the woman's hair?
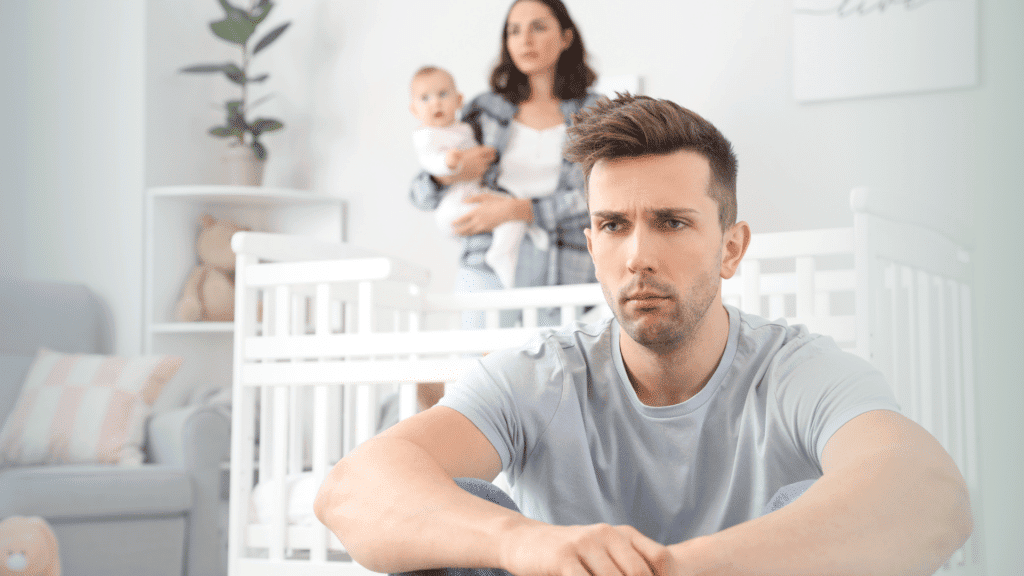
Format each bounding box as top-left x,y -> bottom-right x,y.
564,93 -> 738,230
489,0 -> 597,104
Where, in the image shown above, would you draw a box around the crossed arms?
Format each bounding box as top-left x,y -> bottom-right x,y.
314,406 -> 972,576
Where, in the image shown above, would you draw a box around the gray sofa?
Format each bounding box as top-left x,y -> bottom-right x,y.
0,277 -> 230,576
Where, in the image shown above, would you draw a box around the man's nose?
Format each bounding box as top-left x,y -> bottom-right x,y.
625,226 -> 656,273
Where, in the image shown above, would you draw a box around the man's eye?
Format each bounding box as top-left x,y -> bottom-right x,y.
440,91 -> 448,98
666,219 -> 686,229
601,221 -> 621,232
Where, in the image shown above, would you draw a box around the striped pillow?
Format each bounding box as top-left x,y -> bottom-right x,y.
0,348 -> 183,466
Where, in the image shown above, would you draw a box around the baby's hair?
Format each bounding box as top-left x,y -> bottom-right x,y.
411,65 -> 455,86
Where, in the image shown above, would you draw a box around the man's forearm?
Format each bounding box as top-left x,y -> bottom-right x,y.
669,450 -> 973,575
313,436 -> 520,573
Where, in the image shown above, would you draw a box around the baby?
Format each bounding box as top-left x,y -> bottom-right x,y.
409,66 -> 524,289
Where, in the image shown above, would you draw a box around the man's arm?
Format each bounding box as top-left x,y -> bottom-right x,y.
314,405 -> 674,576
668,409 -> 973,575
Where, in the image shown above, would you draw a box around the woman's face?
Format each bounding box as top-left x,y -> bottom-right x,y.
505,1 -> 573,78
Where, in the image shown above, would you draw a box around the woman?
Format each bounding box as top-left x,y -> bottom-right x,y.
410,0 -> 599,314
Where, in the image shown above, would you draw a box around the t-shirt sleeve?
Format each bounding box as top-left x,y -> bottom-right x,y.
771,335 -> 901,469
437,334 -> 566,474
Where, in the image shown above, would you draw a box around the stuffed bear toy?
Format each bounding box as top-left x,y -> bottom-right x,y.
0,516 -> 60,576
175,214 -> 247,322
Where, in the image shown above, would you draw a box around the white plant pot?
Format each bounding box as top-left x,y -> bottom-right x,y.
223,145 -> 266,186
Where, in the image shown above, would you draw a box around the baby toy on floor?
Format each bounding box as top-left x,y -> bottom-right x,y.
0,516 -> 60,576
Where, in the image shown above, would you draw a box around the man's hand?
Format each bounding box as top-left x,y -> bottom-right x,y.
499,521 -> 678,576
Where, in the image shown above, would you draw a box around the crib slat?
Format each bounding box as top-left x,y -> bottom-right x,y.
946,280 -> 966,477
259,386 -> 273,491
795,256 -> 815,321
960,285 -> 978,488
741,260 -> 761,316
902,266 -> 920,423
270,385 -> 290,561
915,270 -> 934,436
523,307 -> 538,328
934,276 -> 951,454
310,384 -> 329,563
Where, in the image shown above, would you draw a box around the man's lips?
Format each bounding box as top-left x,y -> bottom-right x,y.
624,292 -> 669,302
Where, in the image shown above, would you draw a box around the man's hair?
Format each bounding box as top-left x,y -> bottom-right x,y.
564,93 -> 738,230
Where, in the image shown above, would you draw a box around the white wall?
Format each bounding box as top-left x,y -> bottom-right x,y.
146,2 -> 1020,572
4,0 -> 1017,572
2,1 -> 146,355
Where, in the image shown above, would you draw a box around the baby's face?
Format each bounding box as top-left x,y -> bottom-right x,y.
410,71 -> 463,128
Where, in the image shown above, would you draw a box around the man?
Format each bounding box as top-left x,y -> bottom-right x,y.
315,94 -> 973,576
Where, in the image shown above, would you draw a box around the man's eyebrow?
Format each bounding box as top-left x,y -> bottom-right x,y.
591,208 -> 700,220
651,208 -> 699,219
590,210 -> 627,220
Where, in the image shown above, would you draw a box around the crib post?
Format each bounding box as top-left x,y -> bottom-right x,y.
228,252 -> 258,576
795,256 -> 815,320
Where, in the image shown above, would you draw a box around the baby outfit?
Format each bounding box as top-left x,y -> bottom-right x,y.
413,122 -> 523,289
413,119 -> 566,289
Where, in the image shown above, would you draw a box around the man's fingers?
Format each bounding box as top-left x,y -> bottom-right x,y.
616,526 -> 675,576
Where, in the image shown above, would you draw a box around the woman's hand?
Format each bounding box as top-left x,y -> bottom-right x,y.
435,145 -> 497,186
452,193 -> 534,236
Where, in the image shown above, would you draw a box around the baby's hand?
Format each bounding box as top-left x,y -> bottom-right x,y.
445,149 -> 464,171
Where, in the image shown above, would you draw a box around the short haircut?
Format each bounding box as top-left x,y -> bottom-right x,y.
564,93 -> 738,230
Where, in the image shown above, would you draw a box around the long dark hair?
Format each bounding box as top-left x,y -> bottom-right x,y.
489,0 -> 597,105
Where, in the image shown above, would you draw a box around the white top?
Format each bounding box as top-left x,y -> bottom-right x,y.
412,122 -> 477,177
496,120 -> 567,250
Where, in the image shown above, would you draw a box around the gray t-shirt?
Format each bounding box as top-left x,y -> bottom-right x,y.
439,305 -> 900,544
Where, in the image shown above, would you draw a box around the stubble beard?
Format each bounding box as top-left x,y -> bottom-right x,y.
607,267 -> 721,353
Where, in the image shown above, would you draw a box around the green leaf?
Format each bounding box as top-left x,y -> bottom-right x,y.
217,0 -> 248,20
225,101 -> 247,130
252,22 -> 290,55
224,66 -> 246,85
250,118 -> 284,136
210,125 -> 241,138
210,17 -> 256,45
252,141 -> 268,160
180,62 -> 236,74
248,1 -> 273,26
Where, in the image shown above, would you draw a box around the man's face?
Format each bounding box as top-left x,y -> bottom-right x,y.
585,151 -> 727,352
409,71 -> 463,128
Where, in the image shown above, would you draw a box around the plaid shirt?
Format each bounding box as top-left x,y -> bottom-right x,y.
410,92 -> 600,288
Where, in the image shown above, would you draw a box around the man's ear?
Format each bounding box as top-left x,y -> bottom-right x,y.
584,226 -> 593,257
456,92 -> 464,110
720,221 -> 751,280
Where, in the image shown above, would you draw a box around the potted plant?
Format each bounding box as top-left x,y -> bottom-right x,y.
181,0 -> 290,186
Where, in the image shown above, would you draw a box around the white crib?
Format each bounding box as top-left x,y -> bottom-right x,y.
227,188 -> 982,576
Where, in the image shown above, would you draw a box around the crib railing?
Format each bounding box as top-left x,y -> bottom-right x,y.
228,185 -> 982,575
228,235 -> 609,574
